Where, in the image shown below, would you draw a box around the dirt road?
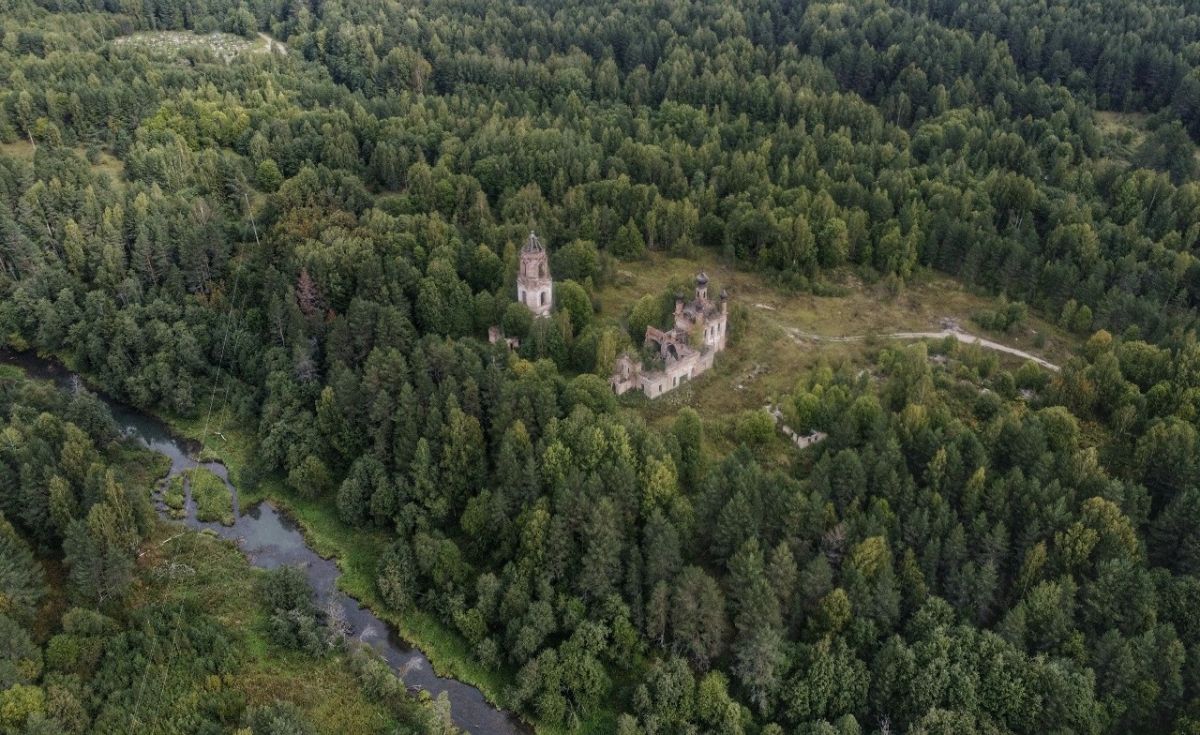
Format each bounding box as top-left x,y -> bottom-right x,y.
782,321 -> 1060,372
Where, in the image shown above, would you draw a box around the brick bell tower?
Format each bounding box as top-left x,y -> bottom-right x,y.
517,231 -> 553,317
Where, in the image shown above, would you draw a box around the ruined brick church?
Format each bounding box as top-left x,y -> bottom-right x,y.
610,272 -> 729,398
493,232 -> 730,398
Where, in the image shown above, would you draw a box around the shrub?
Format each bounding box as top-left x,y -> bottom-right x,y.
735,409 -> 776,448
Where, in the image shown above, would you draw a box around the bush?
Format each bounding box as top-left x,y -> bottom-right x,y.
501,301 -> 534,340
376,540 -> 417,611
287,454 -> 333,499
259,566 -> 334,656
552,240 -> 601,283
347,645 -> 407,701
970,299 -> 1027,333
164,475 -> 185,515
255,159 -> 283,192
735,409 -> 776,448
260,566 -> 312,613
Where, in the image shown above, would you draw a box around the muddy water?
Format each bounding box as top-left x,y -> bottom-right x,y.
0,350 -> 525,735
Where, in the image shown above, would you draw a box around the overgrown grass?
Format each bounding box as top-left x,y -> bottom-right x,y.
163,475 -> 186,518
134,523 -> 400,734
0,141 -> 36,161
111,30 -> 275,61
186,467 -> 234,525
1095,110 -> 1151,162
0,141 -> 125,188
108,441 -> 171,491
596,252 -> 1076,448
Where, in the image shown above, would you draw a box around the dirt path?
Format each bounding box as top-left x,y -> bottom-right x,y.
886,328 -> 1059,371
259,32 -> 287,55
782,321 -> 1060,372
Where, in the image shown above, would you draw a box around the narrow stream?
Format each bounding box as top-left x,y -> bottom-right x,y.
0,350 -> 526,735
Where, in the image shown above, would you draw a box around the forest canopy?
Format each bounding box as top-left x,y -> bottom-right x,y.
4,0 -> 1200,732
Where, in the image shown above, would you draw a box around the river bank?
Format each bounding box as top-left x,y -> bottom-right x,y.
172,410 -> 621,734
162,411 -> 539,733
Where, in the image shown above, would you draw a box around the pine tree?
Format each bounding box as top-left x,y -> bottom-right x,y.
578,498 -> 624,601
411,438 -> 441,523
670,566 -> 727,669
672,408 -> 703,492
440,401 -> 485,521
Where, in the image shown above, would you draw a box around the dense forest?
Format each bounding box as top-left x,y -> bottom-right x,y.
5,0 -> 1200,732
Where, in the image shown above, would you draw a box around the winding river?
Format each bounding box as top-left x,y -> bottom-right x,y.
0,350 -> 526,735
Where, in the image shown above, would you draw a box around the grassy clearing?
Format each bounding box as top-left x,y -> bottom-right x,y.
90,150 -> 126,184
1093,109 -> 1200,169
0,141 -> 36,161
134,523 -> 399,734
111,30 -> 281,61
595,252 -> 1074,442
32,558 -> 68,642
0,141 -> 126,189
186,467 -> 234,525
1095,109 -> 1200,171
1096,110 -> 1150,161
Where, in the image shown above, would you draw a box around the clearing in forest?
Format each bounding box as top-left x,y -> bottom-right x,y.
0,141 -> 126,188
595,252 -> 1075,427
111,31 -> 286,62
